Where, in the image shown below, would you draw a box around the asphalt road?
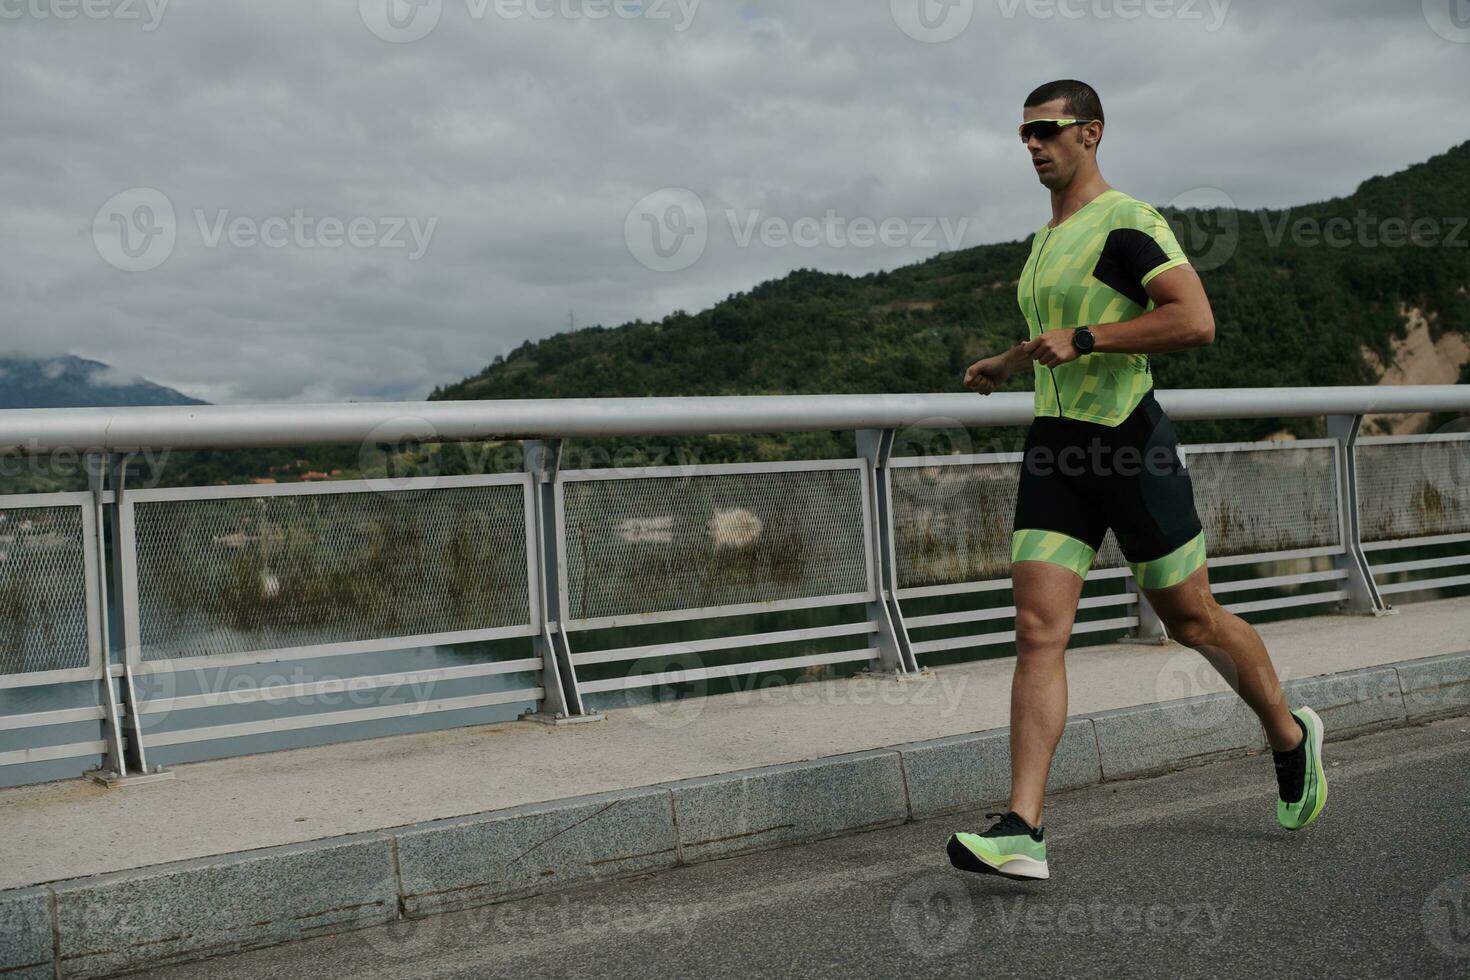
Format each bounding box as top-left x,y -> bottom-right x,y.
155,716 -> 1470,980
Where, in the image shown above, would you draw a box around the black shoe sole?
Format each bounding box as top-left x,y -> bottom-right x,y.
946,835 -> 1042,882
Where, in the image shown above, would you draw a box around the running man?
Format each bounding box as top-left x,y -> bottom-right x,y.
949,80 -> 1326,881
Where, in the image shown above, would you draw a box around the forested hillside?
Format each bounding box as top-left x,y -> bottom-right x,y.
427,141 -> 1470,462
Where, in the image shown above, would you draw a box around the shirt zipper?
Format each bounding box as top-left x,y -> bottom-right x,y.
1031,227 -> 1064,417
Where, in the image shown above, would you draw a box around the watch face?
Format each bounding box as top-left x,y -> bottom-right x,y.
1075,329 -> 1093,352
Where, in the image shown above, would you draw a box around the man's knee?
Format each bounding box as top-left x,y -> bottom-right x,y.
1015,604 -> 1070,653
1164,601 -> 1224,649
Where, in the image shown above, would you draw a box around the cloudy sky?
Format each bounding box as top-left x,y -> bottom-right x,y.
1,0 -> 1466,404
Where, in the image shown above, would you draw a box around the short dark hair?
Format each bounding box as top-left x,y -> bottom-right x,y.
1024,79 -> 1104,127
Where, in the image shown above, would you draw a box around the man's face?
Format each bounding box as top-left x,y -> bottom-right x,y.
1022,98 -> 1099,190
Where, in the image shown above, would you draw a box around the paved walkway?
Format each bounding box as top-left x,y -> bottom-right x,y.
2,596 -> 1467,891
147,719 -> 1470,980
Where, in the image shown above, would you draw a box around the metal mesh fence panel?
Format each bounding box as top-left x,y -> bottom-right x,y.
561,466 -> 871,623
0,504 -> 91,676
1186,445 -> 1340,557
890,460 -> 1127,591
131,483 -> 531,662
892,444 -> 1338,589
1357,438 -> 1470,543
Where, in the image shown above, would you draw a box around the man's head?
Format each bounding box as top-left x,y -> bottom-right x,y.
1022,80 -> 1105,191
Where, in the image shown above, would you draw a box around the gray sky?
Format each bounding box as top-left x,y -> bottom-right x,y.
1,0 -> 1466,404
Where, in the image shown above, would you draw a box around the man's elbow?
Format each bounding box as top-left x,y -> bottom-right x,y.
1192,309 -> 1216,347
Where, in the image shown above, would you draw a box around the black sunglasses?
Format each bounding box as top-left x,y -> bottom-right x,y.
1018,118 -> 1094,143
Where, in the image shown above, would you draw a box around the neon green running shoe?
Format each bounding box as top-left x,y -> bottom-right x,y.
1275,706 -> 1327,831
947,811 -> 1049,881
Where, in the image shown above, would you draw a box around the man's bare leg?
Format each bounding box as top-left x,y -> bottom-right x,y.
1008,560 -> 1087,828
1142,564 -> 1301,751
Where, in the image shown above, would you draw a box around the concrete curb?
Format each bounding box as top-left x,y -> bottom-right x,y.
5,650 -> 1468,978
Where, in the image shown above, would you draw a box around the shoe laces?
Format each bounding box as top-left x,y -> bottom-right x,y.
982,810 -> 1041,840
1273,719 -> 1308,803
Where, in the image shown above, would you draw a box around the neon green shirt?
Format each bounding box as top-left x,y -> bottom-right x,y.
1017,188 -> 1190,425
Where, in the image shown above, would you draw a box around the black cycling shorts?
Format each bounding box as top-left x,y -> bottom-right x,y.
1011,388 -> 1207,589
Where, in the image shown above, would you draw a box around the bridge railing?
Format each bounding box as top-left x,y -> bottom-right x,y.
0,385 -> 1466,786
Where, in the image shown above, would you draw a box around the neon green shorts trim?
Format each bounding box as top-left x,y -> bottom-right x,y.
1129,530 -> 1208,590
1011,528 -> 1098,580
1011,528 -> 1208,588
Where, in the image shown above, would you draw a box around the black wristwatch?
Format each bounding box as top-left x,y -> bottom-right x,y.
1072,326 -> 1096,355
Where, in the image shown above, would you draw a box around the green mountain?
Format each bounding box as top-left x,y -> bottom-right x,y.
428,140 -> 1470,461
0,355 -> 206,410
5,143 -> 1468,493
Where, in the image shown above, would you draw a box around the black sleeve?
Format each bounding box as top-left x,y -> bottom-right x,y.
1091,228 -> 1171,307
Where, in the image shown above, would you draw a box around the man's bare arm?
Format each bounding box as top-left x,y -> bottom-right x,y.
1090,263 -> 1215,353
963,340 -> 1032,395
1023,264 -> 1215,367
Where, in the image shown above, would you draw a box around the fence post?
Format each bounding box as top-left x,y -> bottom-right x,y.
83,452 -> 171,785
1326,415 -> 1391,615
522,440 -> 599,723
856,429 -> 919,675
